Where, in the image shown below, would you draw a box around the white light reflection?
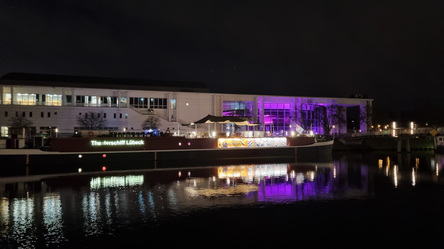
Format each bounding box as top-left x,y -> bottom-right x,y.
90,175 -> 144,189
43,194 -> 66,245
411,167 -> 416,186
12,198 -> 36,248
393,165 -> 398,188
296,173 -> 305,184
82,192 -> 103,236
308,171 -> 315,181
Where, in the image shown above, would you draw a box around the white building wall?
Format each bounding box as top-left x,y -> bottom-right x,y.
0,82 -> 373,137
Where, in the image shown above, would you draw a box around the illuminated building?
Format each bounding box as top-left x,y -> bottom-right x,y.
0,72 -> 372,141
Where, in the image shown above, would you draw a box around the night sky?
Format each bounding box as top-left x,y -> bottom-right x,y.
1,1 -> 444,125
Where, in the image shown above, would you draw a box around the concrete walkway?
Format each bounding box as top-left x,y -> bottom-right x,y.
0,149 -> 64,155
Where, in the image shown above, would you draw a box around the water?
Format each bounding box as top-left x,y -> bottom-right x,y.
1,151 -> 444,248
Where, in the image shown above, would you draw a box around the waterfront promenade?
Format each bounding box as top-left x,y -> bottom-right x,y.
0,149 -> 61,155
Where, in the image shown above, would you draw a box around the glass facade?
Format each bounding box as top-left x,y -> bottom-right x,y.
222,101 -> 253,117
259,102 -> 292,136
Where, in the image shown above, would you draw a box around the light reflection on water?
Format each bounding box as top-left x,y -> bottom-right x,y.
1,152 -> 444,247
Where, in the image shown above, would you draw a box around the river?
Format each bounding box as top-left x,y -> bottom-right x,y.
1,151 -> 444,248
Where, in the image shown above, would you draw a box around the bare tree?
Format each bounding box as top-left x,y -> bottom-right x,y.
290,98 -> 315,131
360,103 -> 373,132
316,104 -> 346,137
8,116 -> 33,139
77,111 -> 107,130
8,116 -> 33,130
142,116 -> 160,130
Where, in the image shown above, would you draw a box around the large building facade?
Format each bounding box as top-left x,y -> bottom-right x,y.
0,73 -> 372,140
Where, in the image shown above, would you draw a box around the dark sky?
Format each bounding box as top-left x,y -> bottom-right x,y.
1,1 -> 444,123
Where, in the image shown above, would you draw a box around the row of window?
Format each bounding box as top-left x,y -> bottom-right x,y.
4,111 -> 129,119
78,112 -> 128,119
129,97 -> 168,109
3,93 -> 169,110
5,111 -> 57,118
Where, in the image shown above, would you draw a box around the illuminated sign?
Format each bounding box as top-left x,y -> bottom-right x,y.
217,137 -> 287,148
90,139 -> 145,146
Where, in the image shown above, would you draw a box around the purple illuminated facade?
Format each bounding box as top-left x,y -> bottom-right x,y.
222,96 -> 371,137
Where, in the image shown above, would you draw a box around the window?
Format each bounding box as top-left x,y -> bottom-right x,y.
100,96 -> 115,106
260,102 -> 292,136
120,97 -> 128,106
3,93 -> 11,104
129,97 -> 148,108
16,93 -> 37,105
1,126 -> 9,137
223,101 -> 253,117
149,98 -> 167,109
76,96 -> 85,104
170,99 -> 177,109
45,94 -> 62,106
110,97 -> 117,106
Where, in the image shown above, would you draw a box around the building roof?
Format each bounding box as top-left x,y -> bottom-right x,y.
0,72 -> 210,93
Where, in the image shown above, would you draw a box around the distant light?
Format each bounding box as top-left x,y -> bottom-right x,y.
102,154 -> 107,158
102,166 -> 107,171
178,142 -> 182,146
78,154 -> 83,158
78,168 -> 82,173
